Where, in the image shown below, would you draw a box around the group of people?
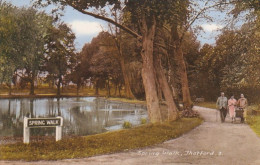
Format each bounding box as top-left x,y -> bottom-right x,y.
216,92 -> 248,123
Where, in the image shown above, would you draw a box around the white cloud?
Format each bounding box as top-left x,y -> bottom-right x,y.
201,24 -> 223,32
69,20 -> 103,36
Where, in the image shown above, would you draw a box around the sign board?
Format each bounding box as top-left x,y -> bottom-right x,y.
27,118 -> 61,127
23,116 -> 63,144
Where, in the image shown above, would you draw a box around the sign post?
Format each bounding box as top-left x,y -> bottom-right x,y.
23,117 -> 30,144
23,117 -> 63,144
56,116 -> 63,141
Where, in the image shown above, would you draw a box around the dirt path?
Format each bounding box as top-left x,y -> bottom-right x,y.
1,106 -> 260,165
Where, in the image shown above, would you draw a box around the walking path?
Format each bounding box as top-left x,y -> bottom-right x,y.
1,106 -> 260,165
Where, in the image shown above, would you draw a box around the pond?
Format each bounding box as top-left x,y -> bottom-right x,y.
0,97 -> 147,137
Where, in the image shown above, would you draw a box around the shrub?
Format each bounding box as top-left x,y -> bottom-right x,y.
140,118 -> 147,124
122,121 -> 132,129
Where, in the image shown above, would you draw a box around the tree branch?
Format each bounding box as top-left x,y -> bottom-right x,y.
180,1 -> 233,42
69,3 -> 141,39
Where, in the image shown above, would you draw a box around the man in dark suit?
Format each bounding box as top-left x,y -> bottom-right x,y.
216,92 -> 228,123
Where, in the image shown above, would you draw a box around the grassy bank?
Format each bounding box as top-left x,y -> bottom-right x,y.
247,105 -> 260,137
107,97 -> 146,105
0,118 -> 203,161
247,115 -> 260,137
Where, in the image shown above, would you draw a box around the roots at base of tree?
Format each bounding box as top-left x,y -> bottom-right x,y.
181,109 -> 200,118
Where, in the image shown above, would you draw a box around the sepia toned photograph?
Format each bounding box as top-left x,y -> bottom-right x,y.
0,0 -> 259,164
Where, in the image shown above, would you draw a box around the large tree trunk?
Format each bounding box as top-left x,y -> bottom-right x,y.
171,26 -> 193,109
166,55 -> 178,99
156,77 -> 163,102
113,33 -> 135,99
140,15 -> 161,123
118,55 -> 135,99
175,45 -> 193,109
154,53 -> 179,121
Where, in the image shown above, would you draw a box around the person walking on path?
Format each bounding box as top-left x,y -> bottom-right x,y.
216,92 -> 228,123
228,95 -> 237,123
237,94 -> 248,123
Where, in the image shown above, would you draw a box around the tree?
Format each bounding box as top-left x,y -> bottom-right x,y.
11,8 -> 54,95
192,44 -> 218,100
0,2 -> 20,94
80,32 -> 123,97
0,3 -> 53,95
68,52 -> 89,96
32,0 -> 197,122
107,9 -> 136,99
44,23 -> 76,97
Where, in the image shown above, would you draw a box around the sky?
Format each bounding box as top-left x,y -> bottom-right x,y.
4,0 -> 226,50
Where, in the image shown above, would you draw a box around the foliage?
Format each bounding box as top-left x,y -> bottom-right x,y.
192,15 -> 260,102
0,2 -> 19,84
122,121 -> 132,129
247,105 -> 260,137
247,115 -> 260,137
32,0 -> 193,123
80,32 -> 123,96
0,2 -> 77,95
44,22 -> 76,95
140,118 -> 147,124
0,118 -> 203,161
231,0 -> 260,17
125,0 -> 189,27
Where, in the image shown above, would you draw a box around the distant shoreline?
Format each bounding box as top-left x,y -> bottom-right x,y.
0,95 -> 146,106
0,94 -> 101,99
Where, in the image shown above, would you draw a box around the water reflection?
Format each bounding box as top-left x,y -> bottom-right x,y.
0,97 -> 147,137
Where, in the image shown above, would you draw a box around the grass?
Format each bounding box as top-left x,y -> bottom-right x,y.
0,118 -> 203,161
247,115 -> 260,137
107,97 -> 146,105
246,105 -> 260,137
195,102 -> 216,109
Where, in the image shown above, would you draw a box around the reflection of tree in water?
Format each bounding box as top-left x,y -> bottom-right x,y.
0,99 -> 57,137
0,100 -> 26,136
30,98 -> 34,118
1,100 -> 15,135
30,99 -> 58,136
64,98 -> 120,136
68,104 -> 106,136
57,98 -> 61,116
47,98 -> 61,117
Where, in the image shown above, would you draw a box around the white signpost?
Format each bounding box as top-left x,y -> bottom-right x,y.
23,116 -> 63,144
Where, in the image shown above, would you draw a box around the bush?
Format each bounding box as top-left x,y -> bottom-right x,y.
122,121 -> 132,129
140,118 -> 147,124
